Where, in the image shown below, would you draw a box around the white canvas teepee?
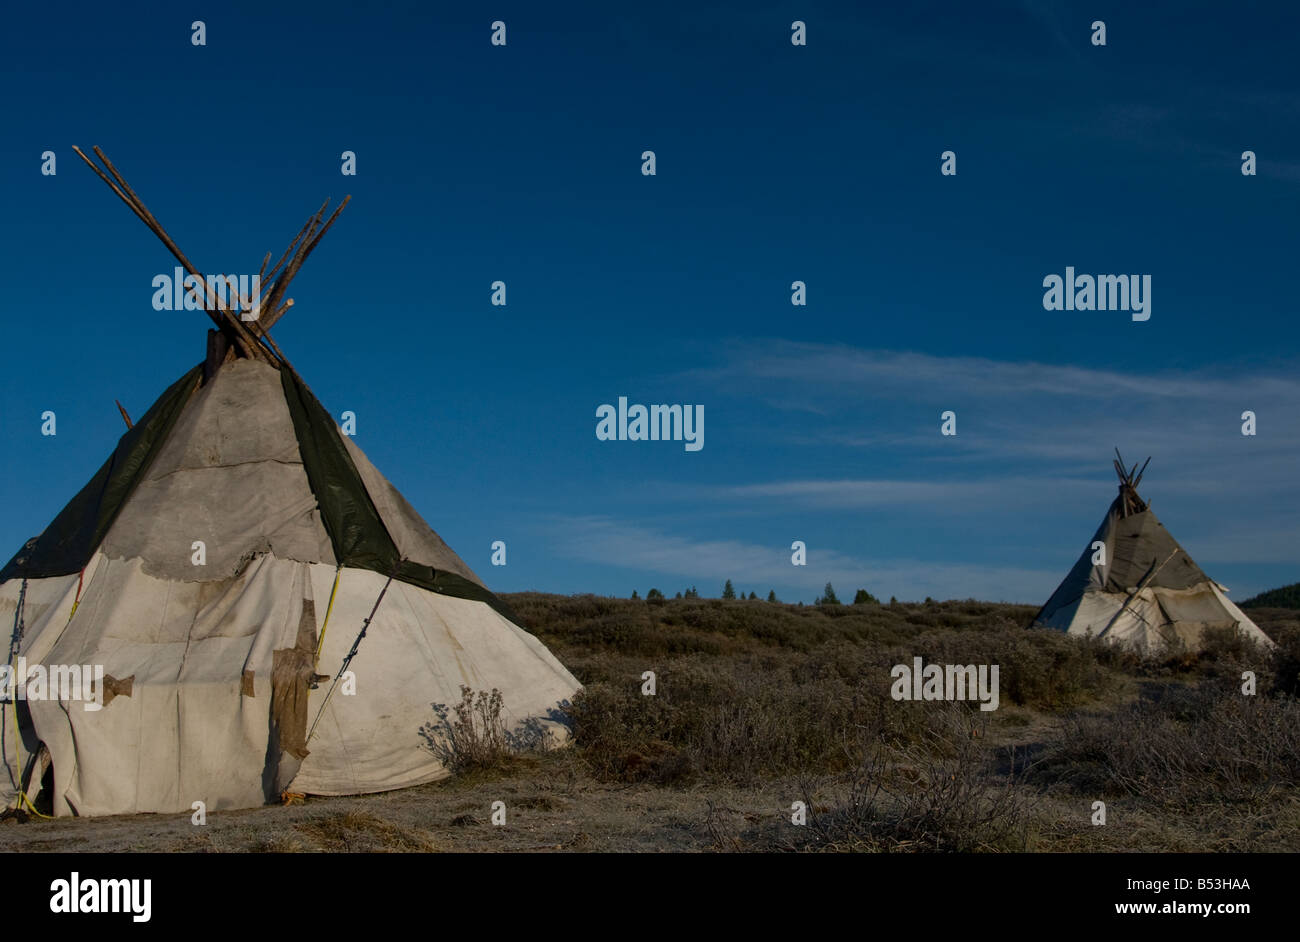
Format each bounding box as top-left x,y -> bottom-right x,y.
0,149 -> 580,817
1034,452 -> 1273,654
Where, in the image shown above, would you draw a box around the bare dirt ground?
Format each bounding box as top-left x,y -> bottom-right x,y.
0,751 -> 768,853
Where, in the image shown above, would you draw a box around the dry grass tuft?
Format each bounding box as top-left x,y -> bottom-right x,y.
294,811 -> 436,852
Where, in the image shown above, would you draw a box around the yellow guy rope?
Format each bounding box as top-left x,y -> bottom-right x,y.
314,565 -> 342,668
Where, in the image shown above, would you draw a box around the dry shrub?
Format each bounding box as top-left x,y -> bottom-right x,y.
568,654 -> 944,785
563,619 -> 1118,786
912,625 -> 1116,711
1269,621 -> 1300,697
796,706 -> 1033,852
1039,683 -> 1300,808
421,686 -> 512,772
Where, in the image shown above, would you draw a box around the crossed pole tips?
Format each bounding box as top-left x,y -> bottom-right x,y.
1112,448 -> 1152,518
70,145 -> 350,374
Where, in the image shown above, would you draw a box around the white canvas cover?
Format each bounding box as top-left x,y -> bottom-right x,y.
1035,494 -> 1273,653
102,358 -> 336,580
1,358 -> 580,816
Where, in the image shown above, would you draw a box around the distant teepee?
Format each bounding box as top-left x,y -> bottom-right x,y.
1034,451 -> 1273,653
1,149 -> 579,817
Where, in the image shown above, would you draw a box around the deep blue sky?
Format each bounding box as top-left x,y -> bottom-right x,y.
2,1 -> 1297,602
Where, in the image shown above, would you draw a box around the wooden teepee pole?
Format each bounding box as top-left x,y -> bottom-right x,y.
72,146 -> 271,363
257,203 -> 325,306
1097,548 -> 1180,640
74,146 -> 348,368
258,196 -> 351,332
1131,456 -> 1152,492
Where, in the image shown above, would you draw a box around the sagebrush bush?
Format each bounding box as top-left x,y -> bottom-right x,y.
1038,684 -> 1300,808
794,706 -> 1033,853
420,686 -> 512,772
503,591 -> 1298,829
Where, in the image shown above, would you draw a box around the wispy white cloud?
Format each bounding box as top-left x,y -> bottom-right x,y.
673,475 -> 1097,511
680,341 -> 1300,500
645,341 -> 1300,593
546,514 -> 1059,602
686,340 -> 1300,404
543,342 -> 1300,602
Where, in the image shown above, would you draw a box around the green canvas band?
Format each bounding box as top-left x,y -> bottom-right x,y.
279,367 -> 517,623
1,364 -> 203,581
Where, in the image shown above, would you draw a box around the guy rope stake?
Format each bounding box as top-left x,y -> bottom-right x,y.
305,561 -> 401,746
